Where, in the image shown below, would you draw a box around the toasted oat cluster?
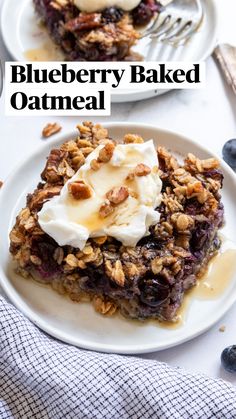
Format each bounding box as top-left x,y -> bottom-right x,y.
9,122 -> 224,322
33,0 -> 162,61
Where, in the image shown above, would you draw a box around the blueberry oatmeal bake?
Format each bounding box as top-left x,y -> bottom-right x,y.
33,0 -> 163,61
9,122 -> 224,322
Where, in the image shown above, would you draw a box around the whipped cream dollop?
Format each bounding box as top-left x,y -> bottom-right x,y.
38,140 -> 162,250
73,0 -> 141,13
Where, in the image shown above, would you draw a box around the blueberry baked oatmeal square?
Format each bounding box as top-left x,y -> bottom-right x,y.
33,0 -> 163,61
10,122 -> 224,322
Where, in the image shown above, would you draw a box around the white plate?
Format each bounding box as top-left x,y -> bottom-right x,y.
1,0 -> 219,102
0,122 -> 236,354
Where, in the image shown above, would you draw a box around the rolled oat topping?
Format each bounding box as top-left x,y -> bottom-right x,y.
90,159 -> 102,171
124,134 -> 144,144
50,0 -> 69,10
98,142 -> 115,163
93,295 -> 117,316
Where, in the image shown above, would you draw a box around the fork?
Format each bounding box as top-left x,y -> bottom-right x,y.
141,0 -> 204,44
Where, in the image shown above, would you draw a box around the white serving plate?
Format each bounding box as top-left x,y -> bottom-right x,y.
0,122 -> 236,354
1,0 -> 219,102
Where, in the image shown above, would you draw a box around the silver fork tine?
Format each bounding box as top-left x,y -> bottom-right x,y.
166,12 -> 203,44
164,21 -> 192,42
149,15 -> 177,39
150,17 -> 182,39
140,13 -> 164,38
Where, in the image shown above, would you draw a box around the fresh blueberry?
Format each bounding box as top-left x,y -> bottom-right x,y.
222,139 -> 236,169
221,345 -> 236,373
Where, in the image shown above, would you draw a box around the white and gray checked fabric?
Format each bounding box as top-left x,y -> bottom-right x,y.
0,295 -> 236,419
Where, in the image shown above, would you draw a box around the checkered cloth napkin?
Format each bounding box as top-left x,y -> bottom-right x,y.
0,296 -> 236,419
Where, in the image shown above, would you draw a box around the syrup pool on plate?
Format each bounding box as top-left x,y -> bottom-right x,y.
24,20 -> 65,62
160,239 -> 236,330
24,40 -> 64,61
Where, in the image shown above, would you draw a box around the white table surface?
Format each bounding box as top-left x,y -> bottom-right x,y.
1,0 -> 236,384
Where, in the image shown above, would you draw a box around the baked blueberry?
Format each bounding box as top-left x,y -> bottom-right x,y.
139,278 -> 170,307
222,139 -> 236,169
132,0 -> 163,26
221,345 -> 236,373
102,7 -> 123,23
